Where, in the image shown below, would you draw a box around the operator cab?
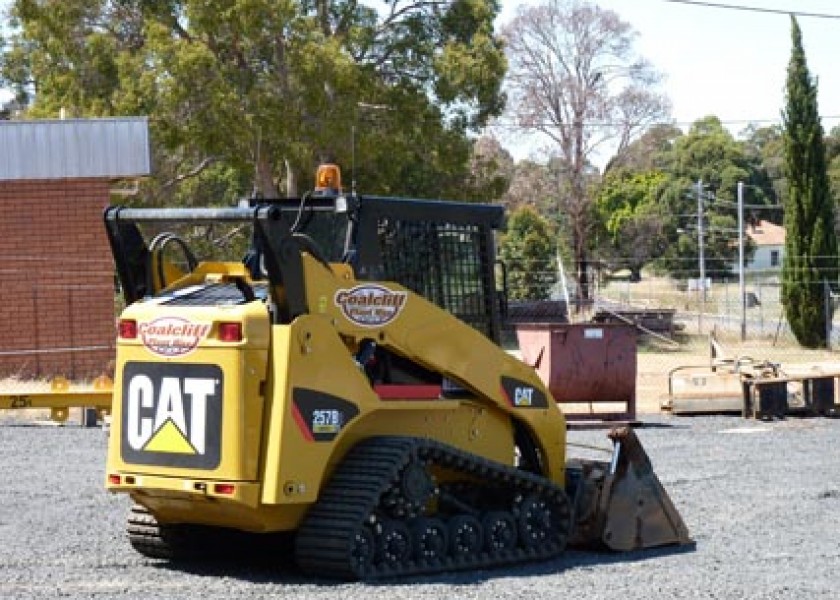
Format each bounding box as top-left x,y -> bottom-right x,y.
105,165 -> 506,389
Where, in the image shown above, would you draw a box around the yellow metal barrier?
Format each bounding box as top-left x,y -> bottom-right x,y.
0,376 -> 113,422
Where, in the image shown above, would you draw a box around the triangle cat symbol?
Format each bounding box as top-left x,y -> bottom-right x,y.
143,419 -> 197,454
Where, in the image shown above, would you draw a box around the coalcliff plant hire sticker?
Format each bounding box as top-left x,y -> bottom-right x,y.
139,317 -> 212,357
334,284 -> 408,327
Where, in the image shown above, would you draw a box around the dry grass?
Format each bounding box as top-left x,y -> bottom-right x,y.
596,274 -> 840,413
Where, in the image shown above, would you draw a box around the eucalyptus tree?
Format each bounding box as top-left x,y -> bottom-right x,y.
594,169 -> 669,282
1,0 -> 507,201
501,0 -> 669,300
463,135 -> 515,202
644,116 -> 767,281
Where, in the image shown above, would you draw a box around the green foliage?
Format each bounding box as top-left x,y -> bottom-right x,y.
661,116 -> 753,201
606,124 -> 682,173
1,0 -> 507,202
825,126 -> 840,208
740,123 -> 785,217
647,117 -> 759,280
594,169 -> 669,280
781,17 -> 838,348
499,206 -> 556,300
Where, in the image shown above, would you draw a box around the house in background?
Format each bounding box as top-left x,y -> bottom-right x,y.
744,220 -> 785,275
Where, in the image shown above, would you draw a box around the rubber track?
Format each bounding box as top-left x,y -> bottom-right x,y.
294,436 -> 570,580
127,504 -> 175,560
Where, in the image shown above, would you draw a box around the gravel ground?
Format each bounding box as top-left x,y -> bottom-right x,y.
1,414 -> 839,599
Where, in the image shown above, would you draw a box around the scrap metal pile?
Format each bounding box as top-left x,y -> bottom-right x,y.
663,336 -> 840,419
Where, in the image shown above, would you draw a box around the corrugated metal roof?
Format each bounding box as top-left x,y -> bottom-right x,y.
0,117 -> 150,180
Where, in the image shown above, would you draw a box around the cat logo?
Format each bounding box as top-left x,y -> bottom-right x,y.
500,376 -> 549,409
121,362 -> 223,469
514,387 -> 534,406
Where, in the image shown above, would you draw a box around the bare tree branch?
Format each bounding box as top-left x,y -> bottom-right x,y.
160,156 -> 216,191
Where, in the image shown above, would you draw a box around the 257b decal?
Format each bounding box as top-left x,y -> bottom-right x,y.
292,388 -> 359,442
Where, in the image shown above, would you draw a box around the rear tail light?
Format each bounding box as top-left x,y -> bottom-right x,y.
118,319 -> 137,339
108,474 -> 121,485
213,483 -> 236,495
218,322 -> 243,342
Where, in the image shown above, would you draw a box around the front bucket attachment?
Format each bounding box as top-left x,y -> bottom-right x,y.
566,426 -> 692,551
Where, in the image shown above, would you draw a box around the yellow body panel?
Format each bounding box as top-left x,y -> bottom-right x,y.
260,315 -> 515,507
106,300 -> 269,483
301,256 -> 567,481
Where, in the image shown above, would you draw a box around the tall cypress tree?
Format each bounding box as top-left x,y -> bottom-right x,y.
781,16 -> 838,348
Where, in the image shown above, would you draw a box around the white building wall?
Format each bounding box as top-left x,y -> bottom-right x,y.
746,244 -> 783,272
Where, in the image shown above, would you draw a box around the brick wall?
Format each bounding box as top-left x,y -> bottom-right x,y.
0,179 -> 115,379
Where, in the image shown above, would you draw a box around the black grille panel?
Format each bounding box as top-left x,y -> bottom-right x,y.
379,220 -> 493,339
160,283 -> 266,306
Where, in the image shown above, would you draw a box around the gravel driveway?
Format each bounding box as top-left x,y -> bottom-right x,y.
1,414 -> 839,599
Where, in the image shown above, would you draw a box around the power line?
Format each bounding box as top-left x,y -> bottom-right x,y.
491,115 -> 840,130
662,0 -> 840,19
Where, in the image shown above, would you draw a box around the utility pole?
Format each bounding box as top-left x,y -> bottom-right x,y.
737,181 -> 746,341
697,179 -> 706,333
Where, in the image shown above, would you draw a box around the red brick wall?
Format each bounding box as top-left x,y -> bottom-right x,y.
0,179 -> 115,379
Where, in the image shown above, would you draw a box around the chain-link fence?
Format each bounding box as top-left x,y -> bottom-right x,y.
596,277 -> 797,341
502,257 -> 840,347
0,268 -> 116,383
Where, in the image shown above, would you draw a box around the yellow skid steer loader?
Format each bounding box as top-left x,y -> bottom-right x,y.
102,166 -> 690,579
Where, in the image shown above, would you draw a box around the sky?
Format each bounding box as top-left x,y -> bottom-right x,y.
496,0 -> 840,161
2,0 -> 839,163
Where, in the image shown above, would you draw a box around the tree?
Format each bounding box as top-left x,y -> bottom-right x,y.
498,206 -> 556,300
1,0 -> 506,202
605,123 -> 682,173
501,0 -> 669,301
651,116 -> 759,280
502,160 -> 556,212
741,123 -> 785,220
594,169 -> 669,281
824,126 -> 840,212
462,135 -> 514,202
781,16 -> 838,348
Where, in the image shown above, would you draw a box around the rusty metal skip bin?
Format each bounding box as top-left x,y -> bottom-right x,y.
516,322 -> 637,422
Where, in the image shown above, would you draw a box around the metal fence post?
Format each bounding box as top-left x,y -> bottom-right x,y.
825,280 -> 832,351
